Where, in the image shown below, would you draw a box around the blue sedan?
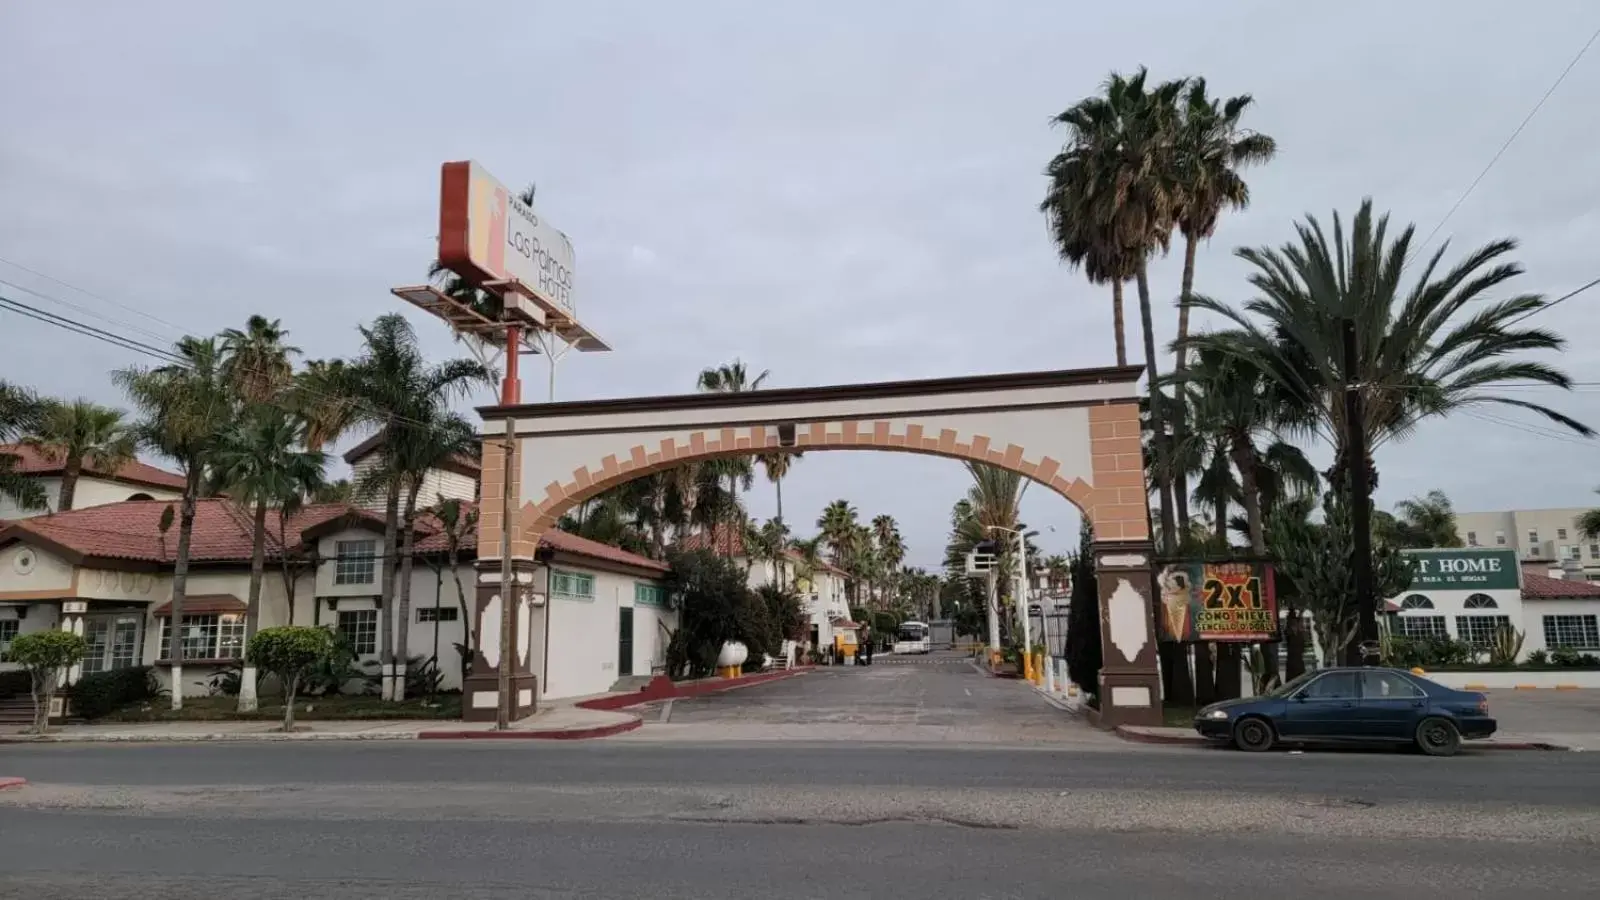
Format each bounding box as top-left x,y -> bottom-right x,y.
1193,667 -> 1496,756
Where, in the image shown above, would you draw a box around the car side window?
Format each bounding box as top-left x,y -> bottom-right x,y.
1300,672 -> 1359,700
1360,671 -> 1424,699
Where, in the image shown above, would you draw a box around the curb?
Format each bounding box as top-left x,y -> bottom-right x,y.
0,731 -> 423,744
0,777 -> 26,790
1112,725 -> 1570,752
418,716 -> 642,741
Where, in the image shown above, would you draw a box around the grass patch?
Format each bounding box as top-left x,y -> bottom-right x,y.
1162,705 -> 1198,728
98,693 -> 462,723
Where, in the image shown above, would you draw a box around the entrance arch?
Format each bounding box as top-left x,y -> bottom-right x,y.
468,365 -> 1163,727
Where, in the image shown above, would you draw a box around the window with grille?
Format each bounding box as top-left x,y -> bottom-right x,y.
551,570 -> 596,601
1397,616 -> 1448,640
1455,615 -> 1512,647
1542,615 -> 1600,650
1590,543 -> 1599,558
1495,532 -> 1506,545
337,609 -> 379,655
634,583 -> 667,608
1400,594 -> 1434,610
1463,594 -> 1498,610
416,606 -> 459,623
0,619 -> 17,661
334,540 -> 377,585
1528,531 -> 1539,546
1465,531 -> 1478,546
158,614 -> 246,660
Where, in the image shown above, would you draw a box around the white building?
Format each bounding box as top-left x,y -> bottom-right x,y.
0,497 -> 674,704
0,443 -> 185,519
1389,548 -> 1600,659
678,526 -> 853,656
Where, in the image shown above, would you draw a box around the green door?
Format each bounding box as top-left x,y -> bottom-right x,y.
618,607 -> 635,677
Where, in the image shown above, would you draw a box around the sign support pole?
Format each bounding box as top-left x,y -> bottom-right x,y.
496,323 -> 521,731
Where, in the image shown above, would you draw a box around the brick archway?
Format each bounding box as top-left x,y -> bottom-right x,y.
467,366 -> 1163,728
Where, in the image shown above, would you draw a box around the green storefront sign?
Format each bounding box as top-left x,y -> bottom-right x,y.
1402,549 -> 1520,592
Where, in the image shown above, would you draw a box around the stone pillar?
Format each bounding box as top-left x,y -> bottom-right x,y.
1093,539 -> 1163,728
461,558 -> 540,722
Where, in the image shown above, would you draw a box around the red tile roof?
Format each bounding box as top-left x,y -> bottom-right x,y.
1,443 -> 186,490
0,497 -> 665,572
1522,571 -> 1600,599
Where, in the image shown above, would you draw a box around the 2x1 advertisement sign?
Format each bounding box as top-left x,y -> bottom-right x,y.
1156,560 -> 1278,643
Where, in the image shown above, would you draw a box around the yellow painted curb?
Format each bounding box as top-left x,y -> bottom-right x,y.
1463,684 -> 1488,690
1514,685 -> 1538,690
1556,684 -> 1580,690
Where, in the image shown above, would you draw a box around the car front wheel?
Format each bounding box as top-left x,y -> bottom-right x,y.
1415,717 -> 1462,757
1232,716 -> 1275,753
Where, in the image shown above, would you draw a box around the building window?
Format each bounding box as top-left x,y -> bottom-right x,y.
417,606 -> 459,623
1399,594 -> 1435,610
0,619 -> 17,660
1465,531 -> 1478,546
1455,615 -> 1513,647
550,570 -> 596,602
634,582 -> 668,608
1558,528 -> 1569,540
1542,615 -> 1600,650
338,609 -> 379,655
1463,594 -> 1498,610
1528,530 -> 1539,546
158,614 -> 246,660
1568,545 -> 1584,561
1590,543 -> 1599,559
1397,616 -> 1448,641
1495,531 -> 1506,545
334,540 -> 378,585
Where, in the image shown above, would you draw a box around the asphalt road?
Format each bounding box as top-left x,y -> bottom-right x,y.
3,659 -> 1598,898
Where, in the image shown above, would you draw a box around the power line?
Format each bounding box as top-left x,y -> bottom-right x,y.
1504,274 -> 1600,327
0,254 -> 190,339
0,294 -> 184,364
1408,22 -> 1600,267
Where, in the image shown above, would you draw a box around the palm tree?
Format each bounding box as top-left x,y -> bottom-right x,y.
115,336 -> 234,710
214,408 -> 327,711
696,359 -> 769,555
343,314 -> 491,702
872,514 -> 905,606
293,360 -> 360,453
220,315 -> 299,404
1042,68 -> 1186,551
758,449 -> 803,564
1170,79 -> 1277,373
1375,490 -> 1463,549
0,381 -> 46,512
1184,200 -> 1593,492
21,399 -> 135,512
388,408 -> 479,701
817,500 -> 858,566
430,497 -> 479,686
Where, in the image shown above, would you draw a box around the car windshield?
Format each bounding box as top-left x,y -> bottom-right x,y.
1265,671 -> 1319,698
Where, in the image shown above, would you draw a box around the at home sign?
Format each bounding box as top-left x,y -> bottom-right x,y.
1404,549 -> 1520,592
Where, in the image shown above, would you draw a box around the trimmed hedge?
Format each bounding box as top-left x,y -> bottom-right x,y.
67,666 -> 162,719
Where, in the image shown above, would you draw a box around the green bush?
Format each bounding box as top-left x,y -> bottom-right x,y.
248,626 -> 336,730
68,666 -> 161,720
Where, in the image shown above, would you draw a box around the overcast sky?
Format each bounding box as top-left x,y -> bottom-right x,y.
3,1 -> 1599,569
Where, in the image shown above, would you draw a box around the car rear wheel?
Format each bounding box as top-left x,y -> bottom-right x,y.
1232,716 -> 1275,752
1415,717 -> 1462,757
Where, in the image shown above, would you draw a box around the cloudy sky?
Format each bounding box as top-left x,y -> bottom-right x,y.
3,1 -> 1598,569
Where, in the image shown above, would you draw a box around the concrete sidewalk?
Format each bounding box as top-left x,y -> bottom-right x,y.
0,703 -> 639,743
1113,724 -> 1585,751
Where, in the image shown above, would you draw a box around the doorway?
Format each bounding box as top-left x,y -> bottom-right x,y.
617,607 -> 634,677
82,613 -> 144,675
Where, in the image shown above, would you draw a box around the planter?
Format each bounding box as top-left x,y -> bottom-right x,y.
716,641 -> 748,679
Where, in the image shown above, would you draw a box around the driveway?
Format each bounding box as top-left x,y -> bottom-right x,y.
1481,688 -> 1600,749
619,651 -> 1120,747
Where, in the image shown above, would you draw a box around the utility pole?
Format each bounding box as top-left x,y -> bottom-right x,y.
1013,529 -> 1032,659
1343,318 -> 1378,665
496,323 -> 522,731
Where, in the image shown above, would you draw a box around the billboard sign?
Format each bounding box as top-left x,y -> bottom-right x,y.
1401,549 -> 1519,592
438,160 -> 576,317
1156,560 -> 1278,643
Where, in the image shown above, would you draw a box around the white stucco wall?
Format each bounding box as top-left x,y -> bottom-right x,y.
1521,598 -> 1600,654
0,542 -> 76,593
0,475 -> 180,519
540,565 -> 674,700
0,477 -> 60,519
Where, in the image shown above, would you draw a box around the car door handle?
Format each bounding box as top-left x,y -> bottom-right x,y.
1339,701 -> 1354,708
1411,701 -> 1425,708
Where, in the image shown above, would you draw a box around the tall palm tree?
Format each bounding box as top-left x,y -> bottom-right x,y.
115,336 -> 234,710
872,514 -> 905,606
214,408 -> 327,711
220,315 -> 299,404
817,499 -> 859,567
1042,68 -> 1186,551
343,314 -> 491,702
1171,79 -> 1277,373
1185,200 -> 1594,492
293,359 -> 360,453
22,399 -> 135,512
388,408 -> 479,701
1375,490 -> 1463,549
696,359 -> 769,555
0,381 -> 46,512
430,497 -> 479,685
758,449 -> 803,562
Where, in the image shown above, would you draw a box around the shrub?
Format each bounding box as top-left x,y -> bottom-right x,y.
7,630 -> 88,732
1550,646 -> 1583,667
248,626 -> 335,731
67,666 -> 160,720
1524,649 -> 1550,667
665,549 -> 773,679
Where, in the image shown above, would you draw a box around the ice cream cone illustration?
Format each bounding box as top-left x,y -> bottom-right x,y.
1157,568 -> 1192,641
